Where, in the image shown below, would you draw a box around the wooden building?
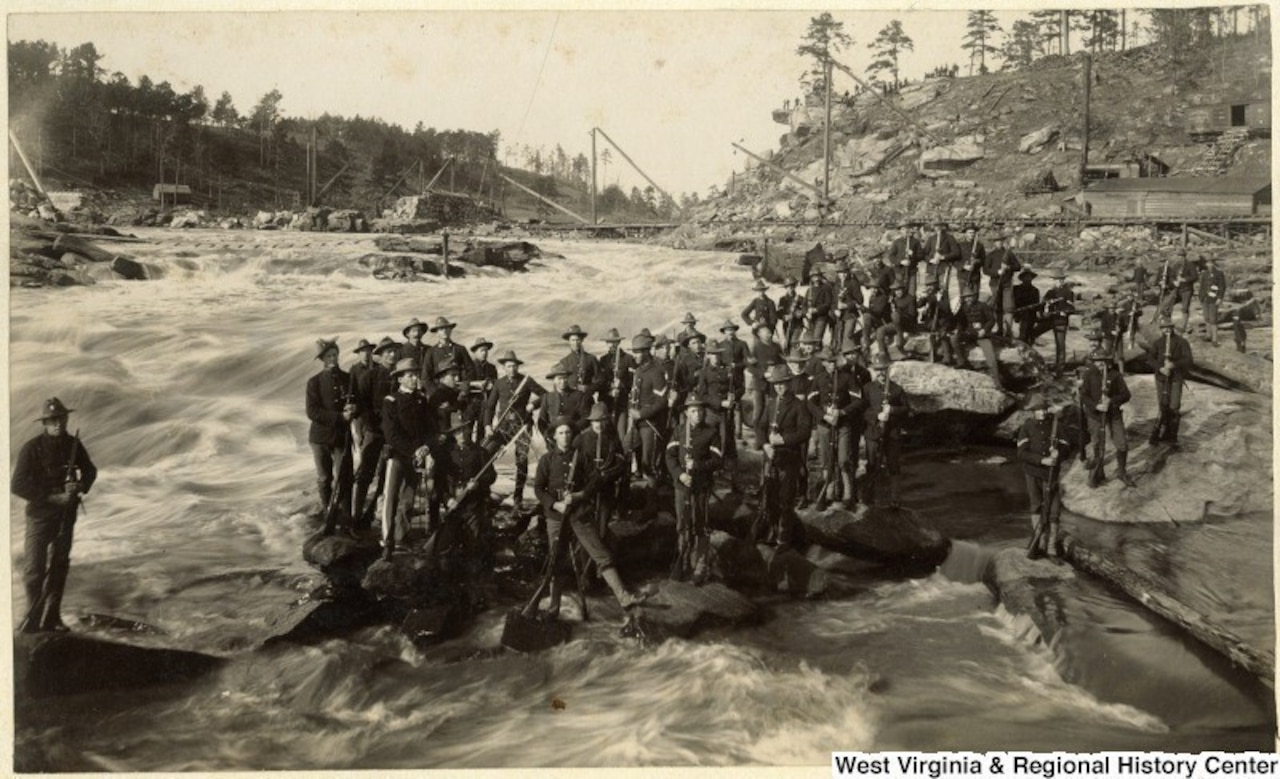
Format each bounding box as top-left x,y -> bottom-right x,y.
1083,152 -> 1171,182
152,183 -> 192,203
1186,99 -> 1271,139
1082,177 -> 1270,218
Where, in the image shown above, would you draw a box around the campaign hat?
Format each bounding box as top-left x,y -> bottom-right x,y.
392,357 -> 420,377
752,279 -> 768,292
496,349 -> 524,365
353,338 -> 375,354
546,361 -> 572,379
719,319 -> 739,333
470,336 -> 494,353
373,336 -> 399,355
602,327 -> 624,343
38,397 -> 73,421
765,364 -> 793,383
631,334 -> 655,351
429,316 -> 457,332
402,318 -> 428,338
587,402 -> 610,422
315,337 -> 339,360
562,324 -> 589,340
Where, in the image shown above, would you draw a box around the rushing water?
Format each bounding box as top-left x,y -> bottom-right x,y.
9,232 -> 1274,769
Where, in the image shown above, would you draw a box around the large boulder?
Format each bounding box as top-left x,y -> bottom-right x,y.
627,580 -> 759,641
919,140 -> 985,172
1060,376 -> 1271,523
1019,125 -> 1060,154
14,632 -> 223,701
798,503 -> 950,570
887,359 -> 1016,416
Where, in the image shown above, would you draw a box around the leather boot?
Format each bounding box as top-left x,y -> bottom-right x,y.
512,478 -> 526,511
601,566 -> 645,609
1046,519 -> 1061,561
691,535 -> 711,585
1166,412 -> 1181,447
1116,450 -> 1136,488
545,577 -> 563,620
836,472 -> 856,509
1027,513 -> 1045,559
1148,413 -> 1164,446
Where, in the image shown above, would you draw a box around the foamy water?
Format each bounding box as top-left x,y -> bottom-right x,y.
8,230 -> 1272,768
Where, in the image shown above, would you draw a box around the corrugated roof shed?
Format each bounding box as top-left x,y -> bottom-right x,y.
1085,178 -> 1269,194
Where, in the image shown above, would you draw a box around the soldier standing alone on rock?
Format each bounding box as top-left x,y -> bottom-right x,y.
1011,268 -> 1041,345
1147,315 -> 1194,448
12,397 -> 97,633
307,338 -> 356,535
1080,349 -> 1136,488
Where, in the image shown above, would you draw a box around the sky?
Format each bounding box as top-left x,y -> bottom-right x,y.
8,5 -> 1173,196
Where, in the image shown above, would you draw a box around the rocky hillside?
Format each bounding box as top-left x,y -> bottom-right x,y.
668,37 -> 1271,262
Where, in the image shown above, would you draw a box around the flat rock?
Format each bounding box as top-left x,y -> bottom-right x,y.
887,359 -> 1016,416
1060,375 -> 1271,523
302,532 -> 363,568
798,503 -> 950,569
629,580 -> 759,641
361,555 -> 437,599
14,632 -> 223,700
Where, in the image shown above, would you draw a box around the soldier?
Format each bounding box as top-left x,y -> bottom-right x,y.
805,266 -> 835,348
860,282 -> 891,357
626,333 -> 669,509
741,278 -> 779,335
887,221 -> 924,298
1017,393 -> 1070,560
865,249 -> 895,295
1147,315 -> 1194,447
537,361 -> 590,441
420,317 -> 472,389
747,323 -> 785,436
425,361 -> 467,531
862,353 -> 908,505
696,340 -> 739,490
666,393 -> 723,583
1038,269 -> 1076,371
12,397 -> 97,633
306,338 -> 356,534
560,324 -> 600,399
956,289 -> 1003,385
460,337 -> 497,444
533,416 -> 645,617
1231,311 -> 1247,353
348,338 -> 377,396
833,261 -> 864,353
957,224 -> 987,301
574,402 -> 630,546
983,233 -> 1022,335
381,357 -> 435,559
840,343 -> 871,506
1198,255 -> 1227,346
483,349 -> 544,511
876,280 -> 917,360
351,336 -> 397,530
756,364 -> 811,548
1080,349 -> 1136,488
1011,269 -> 1041,345
598,327 -> 635,424
917,278 -> 954,365
672,329 -> 708,418
808,347 -> 855,510
777,277 -> 805,352
923,220 -> 962,296
1172,253 -> 1201,334
428,411 -> 498,581
399,317 -> 430,368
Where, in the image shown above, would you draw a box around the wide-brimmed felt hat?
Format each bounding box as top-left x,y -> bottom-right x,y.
631,334 -> 654,351
820,346 -> 839,361
1018,269 -> 1037,281
653,333 -> 673,349
496,349 -> 524,365
872,353 -> 893,369
38,397 -> 73,421
562,324 -> 588,340
752,279 -> 768,292
1089,349 -> 1111,361
445,411 -> 470,435
587,402 -> 610,422
429,316 -> 456,332
1025,393 -> 1047,411
765,364 -> 793,383
752,322 -> 773,336
684,393 -> 711,409
638,328 -> 653,338
470,336 -> 494,352
1158,315 -> 1175,329
434,359 -> 462,378
353,338 -> 375,353
392,357 -> 420,377
550,415 -> 575,433
315,338 -> 339,359
719,319 -> 739,333
373,336 -> 399,355
680,312 -> 697,325
602,327 -> 623,343
784,276 -> 798,287
841,342 -> 863,355
546,361 -> 572,379
1049,268 -> 1068,279
680,330 -> 706,346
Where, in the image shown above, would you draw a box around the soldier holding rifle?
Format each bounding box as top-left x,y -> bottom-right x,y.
833,261 -> 864,353
747,323 -> 785,438
777,277 -> 805,353
12,398 -> 97,633
483,350 -> 544,512
627,333 -> 670,513
1011,269 -> 1041,345
1147,316 -> 1193,448
696,341 -> 740,491
983,232 -> 1022,336
887,221 -> 924,299
754,364 -> 810,548
1038,269 -> 1076,371
1080,349 -> 1136,488
666,394 -> 723,584
381,357 -> 437,559
1017,393 -> 1069,561
862,354 -> 908,506
805,266 -> 836,348
741,278 -> 779,336
306,338 -> 356,535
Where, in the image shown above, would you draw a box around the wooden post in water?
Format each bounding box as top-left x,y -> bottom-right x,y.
442,232 -> 450,280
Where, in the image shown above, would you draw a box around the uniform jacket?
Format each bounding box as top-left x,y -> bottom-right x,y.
538,388 -> 590,437
599,347 -> 636,406
421,341 -> 475,386
755,390 -> 811,467
1042,286 -> 1076,327
562,349 -> 600,394
307,367 -> 353,448
356,363 -> 394,432
1017,415 -> 1070,480
741,295 -> 779,333
484,372 -> 545,429
12,432 -> 97,516
665,420 -> 723,491
923,230 -> 962,266
573,426 -> 629,499
1198,267 -> 1227,303
1147,330 -> 1194,382
533,446 -> 584,516
630,359 -> 669,423
382,390 -> 436,463
863,376 -> 907,440
1079,364 -> 1131,422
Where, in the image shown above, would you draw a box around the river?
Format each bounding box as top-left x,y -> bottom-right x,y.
9,231 -> 1273,769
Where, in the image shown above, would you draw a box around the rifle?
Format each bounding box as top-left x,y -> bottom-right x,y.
18,430 -> 83,633
594,422 -> 606,540
441,419 -> 530,521
929,264 -> 952,363
1128,277 -> 1146,350
1153,328 -> 1174,441
820,377 -> 840,505
672,414 -> 696,579
1089,362 -> 1110,487
324,374 -> 355,534
725,357 -> 737,455
1027,410 -> 1061,558
561,448 -> 591,621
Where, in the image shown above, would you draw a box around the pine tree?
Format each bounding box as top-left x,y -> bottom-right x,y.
1029,9 -> 1062,56
962,11 -> 1003,75
1001,19 -> 1042,70
796,12 -> 852,101
867,20 -> 914,90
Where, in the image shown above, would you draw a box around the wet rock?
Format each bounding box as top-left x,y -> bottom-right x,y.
14,632 -> 223,701
1059,375 -> 1271,524
709,531 -> 769,588
984,547 -> 1077,640
302,532 -> 362,568
629,580 -> 759,640
361,555 -> 437,600
759,544 -> 833,597
798,503 -> 950,570
111,255 -> 149,280
260,590 -> 380,646
609,508 -> 677,571
1135,322 -> 1269,394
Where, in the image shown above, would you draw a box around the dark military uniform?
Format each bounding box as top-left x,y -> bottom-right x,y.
696,360 -> 738,474
599,346 -> 636,420
922,227 -> 962,287
777,288 -> 806,352
808,364 -> 860,507
1147,328 -> 1194,445
1017,412 -> 1070,556
306,365 -> 354,524
860,287 -> 891,353
627,357 -> 669,483
352,361 -> 393,527
421,340 -> 474,389
1039,284 -> 1076,368
574,422 -> 629,542
741,293 -> 779,335
1079,360 -> 1133,486
666,415 -> 723,580
888,233 -> 924,298
833,273 -> 864,352
983,246 -> 1022,334
957,233 -> 986,299
806,277 -> 836,348
1012,278 -> 1041,345
382,387 -> 437,552
747,337 -> 785,433
862,372 -> 908,504
533,445 -> 616,580
12,425 -> 97,631
537,388 -> 590,440
562,348 -> 601,397
1198,263 -> 1227,345
756,387 -> 811,546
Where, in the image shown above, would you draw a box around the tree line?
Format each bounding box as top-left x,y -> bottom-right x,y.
794,6 -> 1270,98
8,38 -> 679,219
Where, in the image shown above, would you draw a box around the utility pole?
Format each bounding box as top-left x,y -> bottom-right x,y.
1062,10 -> 1070,55
590,128 -> 598,225
822,58 -> 832,217
1081,52 -> 1091,184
